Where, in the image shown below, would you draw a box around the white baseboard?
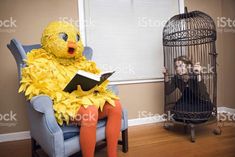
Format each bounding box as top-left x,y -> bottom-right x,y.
0,131 -> 30,143
0,106 -> 234,143
217,106 -> 235,114
128,116 -> 165,126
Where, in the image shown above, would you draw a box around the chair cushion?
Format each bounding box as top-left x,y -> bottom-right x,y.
61,119 -> 107,140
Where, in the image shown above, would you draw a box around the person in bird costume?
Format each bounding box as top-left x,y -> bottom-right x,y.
19,21 -> 122,157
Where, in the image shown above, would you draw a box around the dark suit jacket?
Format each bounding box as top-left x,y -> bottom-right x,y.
165,75 -> 210,102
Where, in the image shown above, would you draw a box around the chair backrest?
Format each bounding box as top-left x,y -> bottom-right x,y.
7,38 -> 93,82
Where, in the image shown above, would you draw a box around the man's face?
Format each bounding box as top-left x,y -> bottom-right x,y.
175,60 -> 188,75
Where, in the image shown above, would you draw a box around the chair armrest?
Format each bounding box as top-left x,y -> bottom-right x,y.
30,95 -> 53,114
29,95 -> 65,157
30,95 -> 62,134
107,85 -> 128,129
107,84 -> 119,95
122,108 -> 128,130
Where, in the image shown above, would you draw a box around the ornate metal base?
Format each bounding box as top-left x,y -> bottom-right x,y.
163,118 -> 221,142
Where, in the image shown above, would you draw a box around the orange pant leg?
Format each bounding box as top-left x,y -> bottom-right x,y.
98,100 -> 122,157
75,100 -> 122,157
77,105 -> 98,157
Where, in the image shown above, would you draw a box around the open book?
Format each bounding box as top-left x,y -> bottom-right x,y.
63,70 -> 115,92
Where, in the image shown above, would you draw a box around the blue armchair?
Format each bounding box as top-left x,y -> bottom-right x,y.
7,39 -> 128,157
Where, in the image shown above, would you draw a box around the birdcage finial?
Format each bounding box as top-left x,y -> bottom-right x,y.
184,7 -> 188,14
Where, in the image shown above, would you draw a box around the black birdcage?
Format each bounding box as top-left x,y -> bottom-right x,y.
163,8 -> 221,142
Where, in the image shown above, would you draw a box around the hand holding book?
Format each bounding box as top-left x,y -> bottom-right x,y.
64,70 -> 115,93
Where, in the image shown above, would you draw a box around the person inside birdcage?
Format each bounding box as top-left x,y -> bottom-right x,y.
163,55 -> 214,123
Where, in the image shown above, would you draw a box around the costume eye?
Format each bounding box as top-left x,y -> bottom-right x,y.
76,34 -> 80,42
59,32 -> 68,41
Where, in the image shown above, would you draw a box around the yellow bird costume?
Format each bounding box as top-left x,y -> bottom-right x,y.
19,21 -> 118,125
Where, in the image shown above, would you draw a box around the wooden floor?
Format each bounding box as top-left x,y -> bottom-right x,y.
0,122 -> 235,157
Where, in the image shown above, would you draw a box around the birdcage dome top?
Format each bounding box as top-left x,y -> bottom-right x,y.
163,10 -> 216,46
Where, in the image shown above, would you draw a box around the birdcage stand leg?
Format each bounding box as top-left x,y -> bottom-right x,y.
184,124 -> 188,134
164,120 -> 172,130
190,124 -> 195,142
213,119 -> 222,135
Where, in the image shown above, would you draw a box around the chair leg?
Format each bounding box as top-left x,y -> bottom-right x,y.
190,124 -> 196,143
31,138 -> 39,157
121,129 -> 128,153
